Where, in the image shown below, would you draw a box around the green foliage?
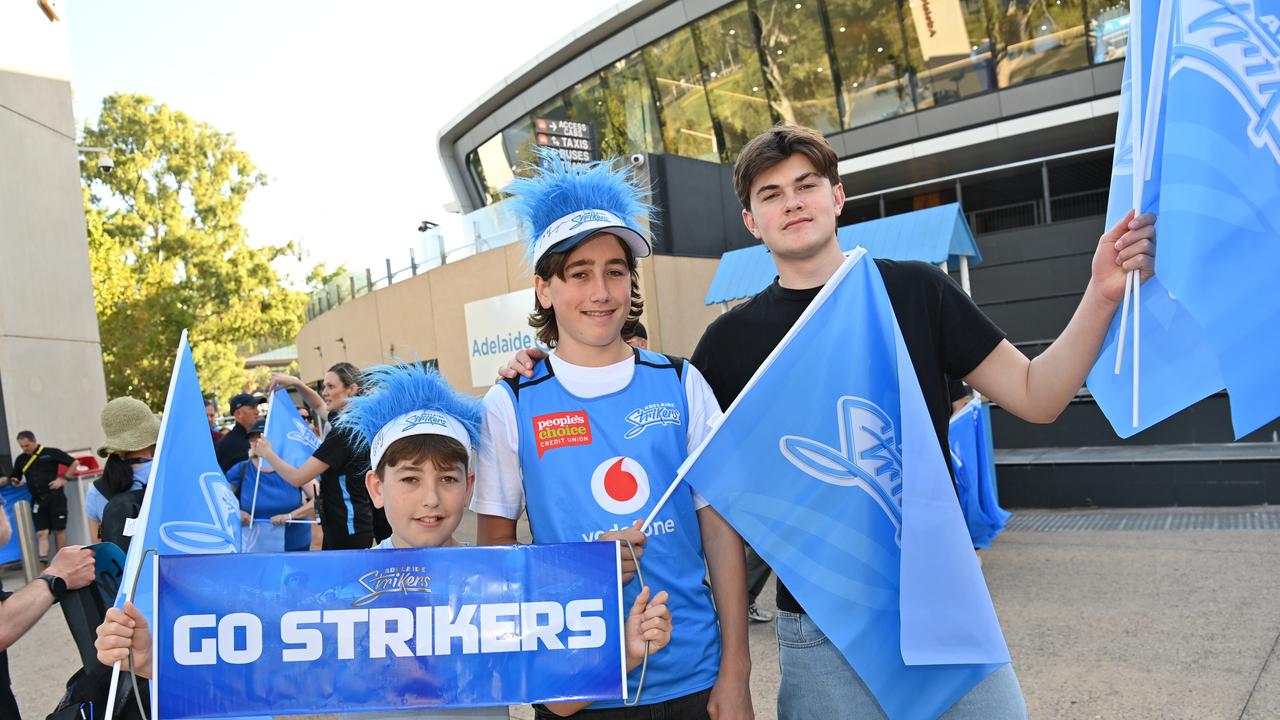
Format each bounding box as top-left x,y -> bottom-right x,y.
81,93 -> 307,408
305,261 -> 350,294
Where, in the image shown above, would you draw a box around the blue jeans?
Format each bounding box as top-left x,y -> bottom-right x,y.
776,611 -> 1027,720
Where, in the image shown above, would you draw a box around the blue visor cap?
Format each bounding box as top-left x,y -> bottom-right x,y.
532,209 -> 651,265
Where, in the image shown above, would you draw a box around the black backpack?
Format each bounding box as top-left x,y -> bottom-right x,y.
47,662 -> 150,720
99,488 -> 146,552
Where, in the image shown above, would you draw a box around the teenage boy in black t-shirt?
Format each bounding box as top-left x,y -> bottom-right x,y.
694,125 -> 1154,719
503,125 -> 1156,719
4,431 -> 77,560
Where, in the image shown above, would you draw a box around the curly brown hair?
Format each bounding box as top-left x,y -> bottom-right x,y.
529,237 -> 645,348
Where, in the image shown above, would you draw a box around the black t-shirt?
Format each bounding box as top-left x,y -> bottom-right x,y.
216,424 -> 252,472
11,446 -> 76,498
691,259 -> 1005,614
311,417 -> 376,548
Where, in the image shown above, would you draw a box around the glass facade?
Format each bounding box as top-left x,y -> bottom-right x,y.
645,27 -> 719,161
690,2 -> 774,161
462,0 -> 1131,206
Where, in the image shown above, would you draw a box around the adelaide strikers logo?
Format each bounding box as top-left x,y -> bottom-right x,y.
590,456 -> 651,515
780,396 -> 905,545
1174,0 -> 1280,162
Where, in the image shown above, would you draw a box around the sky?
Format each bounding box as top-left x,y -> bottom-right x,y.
65,0 -> 619,284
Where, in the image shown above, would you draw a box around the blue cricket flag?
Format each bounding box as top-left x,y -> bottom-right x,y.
1088,0 -> 1280,438
154,543 -> 626,718
265,387 -> 320,469
948,398 -> 1010,550
105,331 -> 252,720
673,249 -> 1008,720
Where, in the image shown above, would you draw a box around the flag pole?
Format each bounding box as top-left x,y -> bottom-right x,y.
1132,274 -> 1141,427
1113,270 -> 1133,374
248,385 -> 276,526
105,330 -> 189,720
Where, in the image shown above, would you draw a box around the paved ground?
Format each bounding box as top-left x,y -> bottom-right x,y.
5,507 -> 1280,719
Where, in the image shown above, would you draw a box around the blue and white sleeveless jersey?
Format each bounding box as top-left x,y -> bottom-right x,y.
484,348 -> 721,707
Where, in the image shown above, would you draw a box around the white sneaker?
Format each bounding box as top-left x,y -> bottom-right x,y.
747,602 -> 773,623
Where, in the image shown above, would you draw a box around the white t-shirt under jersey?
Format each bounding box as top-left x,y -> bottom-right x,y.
472,350 -> 721,520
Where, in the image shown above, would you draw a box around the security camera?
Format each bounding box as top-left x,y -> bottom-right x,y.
629,153 -> 645,167
97,154 -> 114,173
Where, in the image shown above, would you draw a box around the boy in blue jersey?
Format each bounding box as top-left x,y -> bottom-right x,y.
96,362 -> 672,718
473,154 -> 753,719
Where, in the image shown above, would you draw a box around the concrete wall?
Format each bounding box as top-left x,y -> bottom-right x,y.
298,243 -> 724,396
0,4 -> 108,463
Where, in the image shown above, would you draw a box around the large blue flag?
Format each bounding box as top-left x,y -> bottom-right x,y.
106,331 -> 252,720
675,249 -> 1008,720
1088,0 -> 1280,438
948,399 -> 1010,550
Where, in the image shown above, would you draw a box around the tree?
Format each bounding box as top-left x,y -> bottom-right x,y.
305,261 -> 350,294
81,93 -> 307,408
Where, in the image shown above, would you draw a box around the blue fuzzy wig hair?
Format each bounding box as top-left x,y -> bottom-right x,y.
506,149 -> 654,267
335,362 -> 483,460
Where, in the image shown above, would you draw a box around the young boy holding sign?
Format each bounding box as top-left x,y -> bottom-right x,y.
95,363 -> 672,717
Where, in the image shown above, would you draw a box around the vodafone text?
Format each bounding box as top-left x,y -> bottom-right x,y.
579,518 -> 676,542
172,599 -> 606,665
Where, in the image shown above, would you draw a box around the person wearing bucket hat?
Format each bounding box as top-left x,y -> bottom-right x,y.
86,397 -> 160,541
473,151 -> 752,718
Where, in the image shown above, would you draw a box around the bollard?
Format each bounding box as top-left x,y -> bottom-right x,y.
12,501 -> 40,582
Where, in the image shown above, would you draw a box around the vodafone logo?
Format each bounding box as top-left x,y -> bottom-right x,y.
590,456 -> 650,515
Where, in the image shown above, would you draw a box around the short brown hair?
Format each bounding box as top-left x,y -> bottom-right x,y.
376,434 -> 469,477
529,237 -> 644,348
733,124 -> 840,210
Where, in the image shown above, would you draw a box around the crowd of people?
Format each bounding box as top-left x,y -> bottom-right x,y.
1,122 -> 1155,719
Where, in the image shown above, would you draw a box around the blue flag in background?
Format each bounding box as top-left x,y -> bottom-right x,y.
1088,0 -> 1280,438
949,399 -> 1010,550
678,250 -> 1008,720
265,387 -> 320,469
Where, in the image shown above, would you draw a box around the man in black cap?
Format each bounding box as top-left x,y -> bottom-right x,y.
215,394 -> 266,471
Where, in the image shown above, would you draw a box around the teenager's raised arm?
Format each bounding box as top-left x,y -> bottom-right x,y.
966,211 -> 1155,423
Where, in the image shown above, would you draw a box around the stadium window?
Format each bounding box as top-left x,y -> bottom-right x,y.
690,1 -> 776,162
472,134 -> 514,205
562,74 -> 614,159
825,0 -> 920,128
598,51 -> 665,157
994,0 -> 1089,85
907,0 -> 999,108
501,118 -> 537,178
643,27 -> 719,161
1086,1 -> 1131,66
751,0 -> 842,134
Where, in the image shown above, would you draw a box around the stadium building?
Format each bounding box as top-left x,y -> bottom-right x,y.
299,0 -> 1280,506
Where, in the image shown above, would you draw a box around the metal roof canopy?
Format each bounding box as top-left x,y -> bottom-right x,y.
703,203 -> 981,306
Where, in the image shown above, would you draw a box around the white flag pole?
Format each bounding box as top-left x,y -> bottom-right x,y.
1133,274 -> 1141,427
248,385 -> 276,524
1114,271 -> 1133,374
